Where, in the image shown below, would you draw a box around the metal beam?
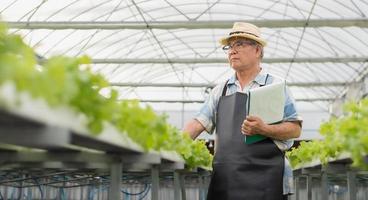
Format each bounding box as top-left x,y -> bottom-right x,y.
111,82 -> 214,88
133,97 -> 335,103
7,19 -> 368,29
0,151 -> 115,163
138,99 -> 205,104
110,81 -> 351,88
290,82 -> 351,87
92,57 -> 367,64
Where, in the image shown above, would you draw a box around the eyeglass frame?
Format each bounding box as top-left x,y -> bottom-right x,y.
222,39 -> 258,54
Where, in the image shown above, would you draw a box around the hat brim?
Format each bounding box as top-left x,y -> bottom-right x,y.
219,33 -> 267,47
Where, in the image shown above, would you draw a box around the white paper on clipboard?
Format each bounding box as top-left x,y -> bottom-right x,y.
248,81 -> 285,124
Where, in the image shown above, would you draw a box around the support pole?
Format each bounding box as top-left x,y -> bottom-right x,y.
199,174 -> 207,200
347,171 -> 357,200
294,176 -> 300,200
306,175 -> 312,200
180,173 -> 186,200
108,162 -> 122,200
151,165 -> 160,200
321,171 -> 328,200
174,171 -> 181,200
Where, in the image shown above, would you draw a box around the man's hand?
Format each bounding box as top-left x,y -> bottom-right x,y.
242,116 -> 302,140
241,115 -> 267,136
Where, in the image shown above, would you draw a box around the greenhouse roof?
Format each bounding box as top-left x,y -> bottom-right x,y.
1,0 -> 367,127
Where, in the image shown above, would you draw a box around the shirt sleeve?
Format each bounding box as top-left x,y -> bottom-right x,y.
273,86 -> 302,151
283,86 -> 303,126
194,84 -> 223,134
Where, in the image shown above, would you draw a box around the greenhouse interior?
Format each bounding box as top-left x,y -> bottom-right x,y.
0,0 -> 367,199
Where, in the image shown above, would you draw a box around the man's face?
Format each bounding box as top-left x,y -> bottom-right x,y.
225,38 -> 260,71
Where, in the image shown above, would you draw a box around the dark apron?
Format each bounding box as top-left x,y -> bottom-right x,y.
206,83 -> 284,200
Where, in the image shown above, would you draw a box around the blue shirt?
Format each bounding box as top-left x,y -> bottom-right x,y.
195,71 -> 302,195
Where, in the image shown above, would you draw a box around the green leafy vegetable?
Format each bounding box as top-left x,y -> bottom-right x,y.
287,98 -> 368,169
0,22 -> 213,169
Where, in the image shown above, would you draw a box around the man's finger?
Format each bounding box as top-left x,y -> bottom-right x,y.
246,115 -> 258,121
243,120 -> 251,127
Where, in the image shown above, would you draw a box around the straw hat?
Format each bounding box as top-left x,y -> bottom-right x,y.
219,22 -> 267,47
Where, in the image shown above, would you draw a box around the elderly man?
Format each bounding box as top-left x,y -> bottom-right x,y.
184,22 -> 302,200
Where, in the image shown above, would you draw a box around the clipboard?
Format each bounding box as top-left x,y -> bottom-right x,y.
244,81 -> 285,144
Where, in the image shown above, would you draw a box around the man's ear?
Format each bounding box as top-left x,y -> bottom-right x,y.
256,45 -> 263,59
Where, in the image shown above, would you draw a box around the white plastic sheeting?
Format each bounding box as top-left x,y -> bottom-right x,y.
1,0 -> 367,139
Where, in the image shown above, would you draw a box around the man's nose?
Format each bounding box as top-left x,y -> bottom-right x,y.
229,48 -> 237,55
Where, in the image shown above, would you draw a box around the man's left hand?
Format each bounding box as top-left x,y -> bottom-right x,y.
241,115 -> 268,136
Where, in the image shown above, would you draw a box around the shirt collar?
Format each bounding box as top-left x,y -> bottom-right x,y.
227,74 -> 237,85
254,71 -> 269,86
227,69 -> 269,86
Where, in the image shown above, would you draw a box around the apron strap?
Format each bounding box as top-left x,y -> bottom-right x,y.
222,73 -> 270,96
260,74 -> 270,87
221,80 -> 229,96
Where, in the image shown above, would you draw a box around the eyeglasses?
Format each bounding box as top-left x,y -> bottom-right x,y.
222,40 -> 256,54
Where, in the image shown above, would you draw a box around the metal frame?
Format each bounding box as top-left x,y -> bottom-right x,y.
110,81 -> 353,88
90,57 -> 368,64
0,108 -> 189,199
293,156 -> 366,200
135,97 -> 335,104
6,19 -> 368,29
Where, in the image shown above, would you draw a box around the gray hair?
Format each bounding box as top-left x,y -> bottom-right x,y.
247,39 -> 264,59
